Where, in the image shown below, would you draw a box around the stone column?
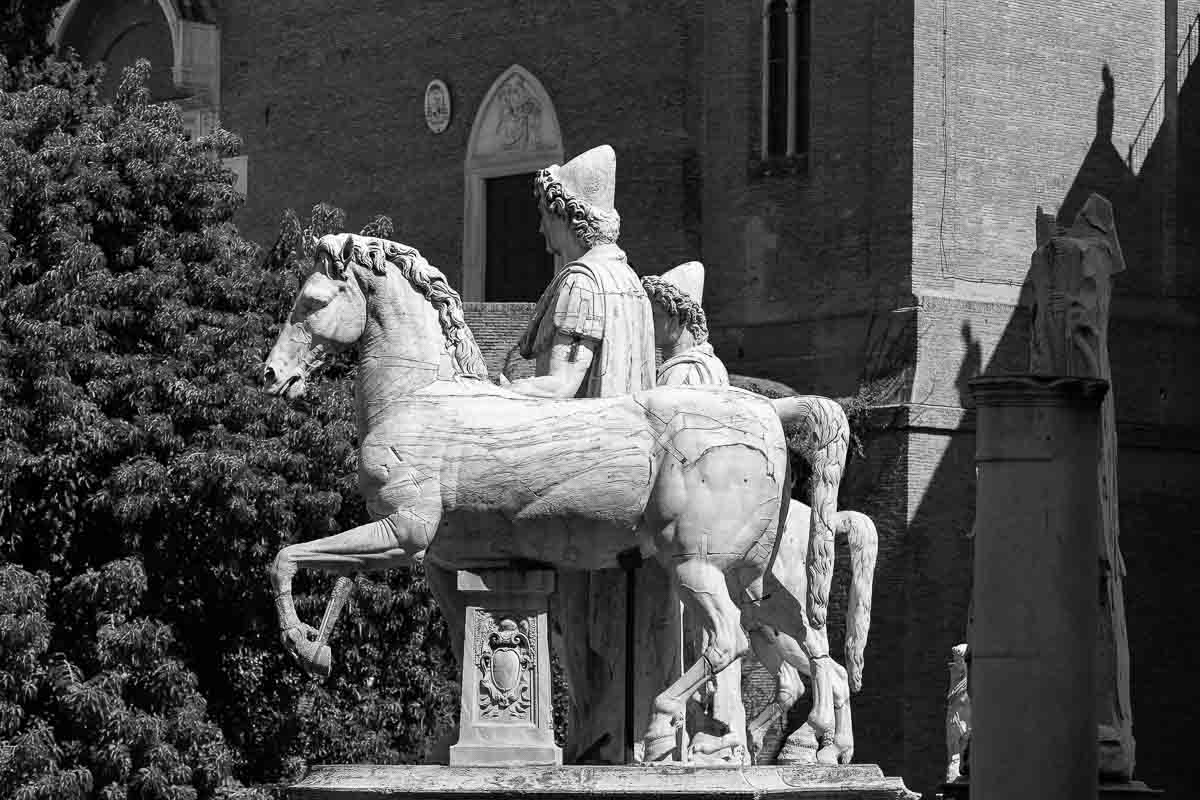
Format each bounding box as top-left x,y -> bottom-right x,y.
968,375 -> 1106,800
449,568 -> 562,766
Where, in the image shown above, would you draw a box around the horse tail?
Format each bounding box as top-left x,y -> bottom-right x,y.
836,510 -> 878,692
770,396 -> 849,631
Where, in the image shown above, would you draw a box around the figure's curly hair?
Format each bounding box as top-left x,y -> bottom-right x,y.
640,274 -> 709,344
533,168 -> 620,247
325,234 -> 489,380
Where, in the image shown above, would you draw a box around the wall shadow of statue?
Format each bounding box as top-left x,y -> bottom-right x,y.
900,62 -> 1200,796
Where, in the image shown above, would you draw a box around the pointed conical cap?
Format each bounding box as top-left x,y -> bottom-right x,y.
546,144 -> 617,214
659,260 -> 705,305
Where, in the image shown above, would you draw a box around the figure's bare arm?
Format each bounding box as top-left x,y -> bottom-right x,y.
505,333 -> 596,398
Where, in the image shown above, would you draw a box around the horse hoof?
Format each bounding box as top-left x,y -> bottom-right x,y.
642,732 -> 678,763
816,744 -> 841,765
777,723 -> 819,765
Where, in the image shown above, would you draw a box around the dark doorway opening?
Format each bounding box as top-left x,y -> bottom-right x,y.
485,172 -> 555,301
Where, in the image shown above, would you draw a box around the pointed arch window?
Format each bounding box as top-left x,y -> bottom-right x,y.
761,0 -> 811,159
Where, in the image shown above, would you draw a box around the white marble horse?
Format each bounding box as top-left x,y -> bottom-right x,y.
263,233 -> 853,761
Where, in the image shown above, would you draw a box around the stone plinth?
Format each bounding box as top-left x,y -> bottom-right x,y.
968,375 -> 1107,800
287,765 -> 917,800
449,568 -> 561,766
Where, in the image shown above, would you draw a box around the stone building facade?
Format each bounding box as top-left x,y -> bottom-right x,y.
55,0 -> 1200,795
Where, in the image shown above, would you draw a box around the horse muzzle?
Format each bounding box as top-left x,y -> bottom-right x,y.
263,365 -> 307,399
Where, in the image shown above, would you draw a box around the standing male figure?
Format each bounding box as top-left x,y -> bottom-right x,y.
506,144 -> 669,764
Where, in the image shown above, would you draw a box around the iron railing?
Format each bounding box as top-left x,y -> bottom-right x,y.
1127,12 -> 1200,174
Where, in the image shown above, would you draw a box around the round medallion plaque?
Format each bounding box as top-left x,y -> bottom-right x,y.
424,79 -> 451,134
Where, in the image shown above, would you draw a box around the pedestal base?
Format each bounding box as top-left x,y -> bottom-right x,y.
288,765 -> 917,800
449,569 -> 561,767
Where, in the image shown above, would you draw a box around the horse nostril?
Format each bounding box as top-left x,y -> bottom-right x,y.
264,366 -> 277,384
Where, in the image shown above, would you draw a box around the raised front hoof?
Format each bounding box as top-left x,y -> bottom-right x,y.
281,625 -> 332,679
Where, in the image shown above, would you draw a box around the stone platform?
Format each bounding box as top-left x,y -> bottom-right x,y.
288,764 -> 917,800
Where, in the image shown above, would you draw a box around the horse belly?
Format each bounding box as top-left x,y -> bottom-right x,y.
430,513 -> 634,572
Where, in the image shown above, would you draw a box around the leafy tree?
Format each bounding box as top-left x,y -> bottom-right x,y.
0,1 -> 69,65
0,54 -> 458,796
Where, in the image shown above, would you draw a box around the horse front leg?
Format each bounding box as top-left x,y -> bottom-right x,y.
269,509 -> 436,676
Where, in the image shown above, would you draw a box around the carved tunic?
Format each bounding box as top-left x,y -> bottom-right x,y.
657,343 -> 730,388
519,243 -> 656,398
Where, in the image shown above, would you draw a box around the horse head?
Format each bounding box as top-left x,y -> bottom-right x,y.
263,233 -> 368,398
264,232 -> 489,400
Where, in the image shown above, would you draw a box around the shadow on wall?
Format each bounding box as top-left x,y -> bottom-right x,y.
844,63 -> 1198,796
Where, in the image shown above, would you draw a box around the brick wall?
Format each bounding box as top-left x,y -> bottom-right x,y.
696,0 -> 915,402
462,302 -> 535,381
911,0 -> 1164,300
905,3 -> 1200,795
216,0 -> 695,290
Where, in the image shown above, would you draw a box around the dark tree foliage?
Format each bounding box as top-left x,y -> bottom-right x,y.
0,55 -> 458,798
0,1 -> 69,65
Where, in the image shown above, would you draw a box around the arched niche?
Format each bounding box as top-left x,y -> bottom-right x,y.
462,65 -> 564,301
50,0 -> 220,133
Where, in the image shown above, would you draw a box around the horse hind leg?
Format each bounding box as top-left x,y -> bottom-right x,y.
643,559 -> 749,763
270,510 -> 433,676
745,625 -> 805,764
687,651 -> 749,765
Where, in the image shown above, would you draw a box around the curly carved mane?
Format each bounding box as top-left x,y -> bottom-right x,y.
322,234 -> 489,381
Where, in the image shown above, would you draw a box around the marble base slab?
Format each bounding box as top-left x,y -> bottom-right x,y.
288,764 -> 917,800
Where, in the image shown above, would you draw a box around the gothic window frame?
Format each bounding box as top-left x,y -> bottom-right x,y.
760,0 -> 812,163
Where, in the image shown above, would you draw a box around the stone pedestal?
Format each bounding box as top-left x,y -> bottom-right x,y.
449,568 -> 562,766
288,764 -> 917,800
968,376 -> 1107,800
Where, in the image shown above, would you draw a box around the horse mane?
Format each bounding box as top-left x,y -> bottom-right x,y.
328,234 -> 489,381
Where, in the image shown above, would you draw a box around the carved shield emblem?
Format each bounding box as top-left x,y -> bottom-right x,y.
477,616 -> 533,718
491,645 -> 522,694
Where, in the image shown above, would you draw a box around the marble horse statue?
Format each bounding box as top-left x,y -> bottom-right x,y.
263,233 -> 859,761
644,262 -> 877,765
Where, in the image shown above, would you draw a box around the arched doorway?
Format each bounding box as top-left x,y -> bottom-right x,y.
462,65 -> 564,302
